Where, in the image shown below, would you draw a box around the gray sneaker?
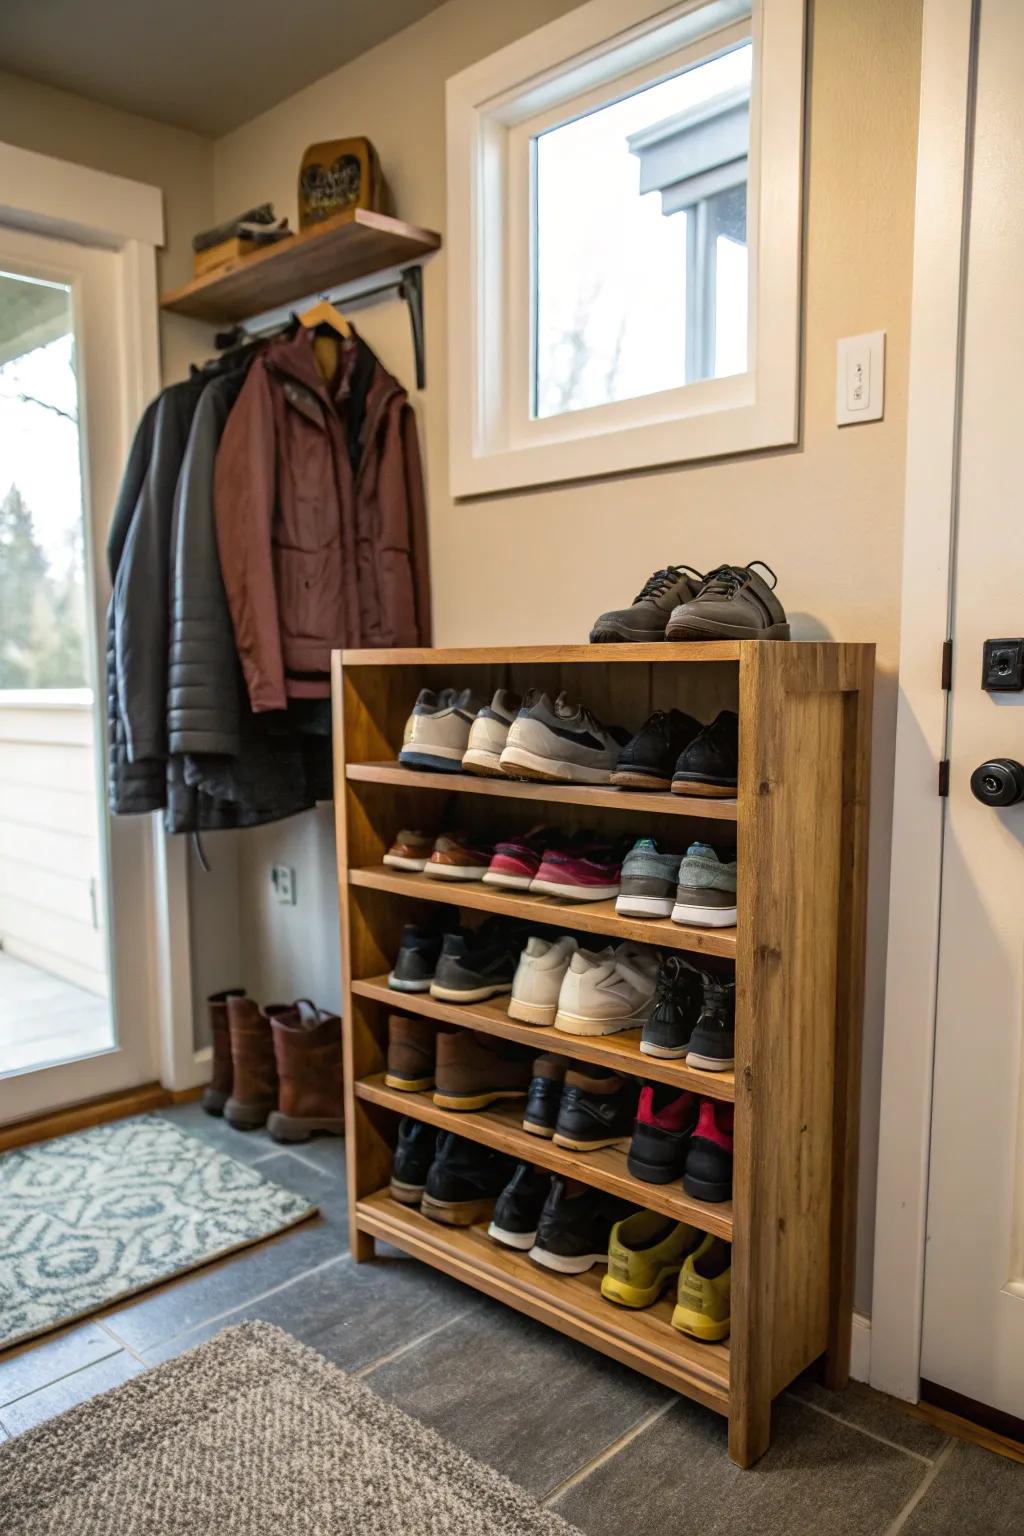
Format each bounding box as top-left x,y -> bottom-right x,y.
591,565 -> 704,643
665,561 -> 789,641
500,692 -> 629,784
671,842 -> 737,928
615,839 -> 683,918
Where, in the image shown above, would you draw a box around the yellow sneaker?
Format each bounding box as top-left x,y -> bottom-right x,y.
601,1211 -> 699,1309
671,1235 -> 731,1341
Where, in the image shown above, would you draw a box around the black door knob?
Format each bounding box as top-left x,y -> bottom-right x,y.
970,758 -> 1024,806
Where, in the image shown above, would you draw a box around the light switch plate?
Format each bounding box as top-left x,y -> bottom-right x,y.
271,864 -> 296,905
836,331 -> 885,425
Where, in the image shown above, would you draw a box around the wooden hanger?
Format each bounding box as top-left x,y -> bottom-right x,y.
298,297 -> 351,338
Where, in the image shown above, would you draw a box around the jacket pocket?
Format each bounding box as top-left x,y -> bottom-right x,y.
274,545 -> 342,649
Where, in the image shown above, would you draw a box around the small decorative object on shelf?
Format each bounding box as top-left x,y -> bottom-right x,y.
190,203 -> 291,278
299,138 -> 383,228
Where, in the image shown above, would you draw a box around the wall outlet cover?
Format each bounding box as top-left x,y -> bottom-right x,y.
271,865 -> 296,904
836,331 -> 885,425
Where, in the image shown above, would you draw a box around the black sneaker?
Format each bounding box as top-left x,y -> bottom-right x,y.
388,911 -> 459,992
420,1132 -> 515,1226
429,917 -> 527,1003
611,709 -> 703,790
683,1100 -> 734,1203
627,1085 -> 699,1185
640,955 -> 707,1059
685,977 -> 736,1071
671,710 -> 739,799
590,565 -> 704,644
488,1163 -> 552,1250
523,1053 -> 566,1137
552,1065 -> 637,1152
529,1176 -> 633,1273
390,1117 -> 437,1205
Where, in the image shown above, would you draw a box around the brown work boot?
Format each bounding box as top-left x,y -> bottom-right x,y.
201,988 -> 245,1117
385,1013 -> 439,1092
267,1000 -> 344,1143
225,996 -> 279,1131
433,1030 -> 533,1111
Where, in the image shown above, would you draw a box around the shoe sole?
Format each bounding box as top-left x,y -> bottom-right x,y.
683,1173 -> 732,1203
462,750 -> 505,777
267,1112 -> 344,1143
639,1040 -> 689,1059
589,620 -> 665,643
685,1051 -> 736,1072
507,997 -> 558,1026
389,1178 -> 425,1205
670,1304 -> 730,1341
554,1009 -> 646,1037
626,1152 -> 684,1184
223,1098 -> 272,1131
615,894 -> 674,918
610,769 -> 672,789
432,1087 -> 527,1111
528,1246 -> 609,1274
671,903 -> 737,928
482,871 -> 535,889
387,974 -> 432,992
670,777 -> 737,798
552,1131 -> 630,1152
665,617 -> 790,642
383,854 -> 429,870
398,749 -> 466,772
500,745 -> 613,785
201,1087 -> 227,1117
530,879 -> 620,901
429,981 -> 513,1003
420,1193 -> 496,1226
522,1119 -> 556,1138
601,1267 -> 681,1309
424,864 -> 489,880
487,1222 -> 537,1249
383,1071 -> 436,1092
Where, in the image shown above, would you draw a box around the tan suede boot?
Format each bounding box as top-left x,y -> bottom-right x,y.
267,1000 -> 344,1143
225,996 -> 280,1130
201,988 -> 246,1117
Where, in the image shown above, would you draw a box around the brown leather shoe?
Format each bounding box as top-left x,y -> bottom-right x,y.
267,1000 -> 344,1143
385,1013 -> 439,1092
433,1030 -> 533,1111
201,988 -> 245,1117
225,997 -> 279,1130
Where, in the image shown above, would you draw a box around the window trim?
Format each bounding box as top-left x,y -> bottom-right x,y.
446,0 -> 806,497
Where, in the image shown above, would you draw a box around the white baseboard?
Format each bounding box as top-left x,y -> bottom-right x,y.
850,1311 -> 871,1383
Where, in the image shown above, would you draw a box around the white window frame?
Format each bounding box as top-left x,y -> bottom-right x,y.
446,0 -> 806,497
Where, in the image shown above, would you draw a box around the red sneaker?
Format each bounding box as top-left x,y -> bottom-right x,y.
483,826 -> 552,890
529,844 -> 624,902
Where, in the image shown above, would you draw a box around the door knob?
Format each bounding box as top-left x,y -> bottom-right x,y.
970,758 -> 1024,807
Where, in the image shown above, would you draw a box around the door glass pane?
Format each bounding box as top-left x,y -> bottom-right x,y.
533,40 -> 752,418
0,269 -> 113,1076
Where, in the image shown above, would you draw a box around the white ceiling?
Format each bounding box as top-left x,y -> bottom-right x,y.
0,0 -> 449,136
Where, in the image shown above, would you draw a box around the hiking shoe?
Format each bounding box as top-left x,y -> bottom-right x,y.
433,1029 -> 533,1110
671,843 -> 737,928
420,1132 -> 516,1226
509,934 -> 579,1025
483,825 -> 552,890
552,1064 -> 637,1150
530,842 -> 626,901
429,919 -> 525,1003
685,976 -> 736,1071
665,561 -> 789,642
627,1084 -> 699,1184
500,692 -> 629,784
671,1235 -> 732,1340
383,828 -> 434,871
385,1013 -> 439,1092
529,1176 -> 632,1273
684,1099 -> 735,1203
463,689 -> 522,777
488,1163 -> 552,1250
523,1052 -> 567,1136
671,710 -> 739,799
554,944 -> 659,1036
601,1212 -> 701,1309
615,838 -> 682,918
399,686 -> 483,772
590,564 -> 704,643
640,955 -> 707,1058
390,1117 -> 437,1205
387,914 -> 458,992
424,832 -> 493,881
612,709 -> 703,790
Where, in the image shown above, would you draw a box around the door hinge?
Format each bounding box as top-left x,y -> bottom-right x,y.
941,639 -> 953,690
938,759 -> 950,797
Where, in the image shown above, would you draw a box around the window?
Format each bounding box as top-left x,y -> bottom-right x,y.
447,0 -> 805,495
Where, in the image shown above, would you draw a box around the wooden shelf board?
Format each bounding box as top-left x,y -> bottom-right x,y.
352,975 -> 736,1101
346,761 -> 738,821
340,642 -> 741,666
160,208 -> 441,324
355,1074 -> 733,1239
356,1187 -> 730,1413
348,866 -> 737,960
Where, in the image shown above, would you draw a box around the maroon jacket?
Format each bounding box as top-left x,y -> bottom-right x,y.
214,327 -> 431,711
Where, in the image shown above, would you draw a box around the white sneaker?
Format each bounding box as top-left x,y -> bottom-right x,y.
508,935 -> 579,1026
399,687 -> 481,773
462,690 -> 521,777
554,945 -> 660,1037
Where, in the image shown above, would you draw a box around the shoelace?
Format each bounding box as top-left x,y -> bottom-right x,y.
632,564 -> 703,604
654,955 -> 700,1004
695,560 -> 779,600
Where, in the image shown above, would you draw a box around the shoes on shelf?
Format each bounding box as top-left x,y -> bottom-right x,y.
671,710 -> 739,799
523,1052 -> 567,1137
529,1176 -> 632,1274
665,561 -> 789,643
683,1100 -> 735,1204
462,689 -> 522,776
432,1028 -> 533,1110
399,686 -> 483,772
671,1235 -> 732,1341
385,1013 -> 439,1092
615,838 -> 682,918
611,709 -> 703,790
201,987 -> 245,1117
671,843 -> 737,928
423,832 -> 493,881
530,841 -> 626,901
554,944 -> 659,1037
266,999 -> 344,1143
488,1162 -> 552,1250
483,825 -> 552,890
552,1064 -> 637,1151
509,933 -> 579,1025
387,914 -> 458,993
224,995 -> 280,1130
626,1084 -> 699,1185
685,976 -> 736,1071
382,829 -> 434,871
590,564 -> 703,644
601,1212 -> 701,1309
500,692 -> 629,784
390,1117 -> 437,1206
640,955 -> 707,1059
429,918 -> 526,1003
420,1131 -> 515,1226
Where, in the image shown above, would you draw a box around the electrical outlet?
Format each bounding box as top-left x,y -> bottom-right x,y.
836,331 -> 885,425
271,864 -> 296,905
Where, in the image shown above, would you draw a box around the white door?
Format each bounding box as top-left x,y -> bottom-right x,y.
0,223 -> 159,1119
921,0 -> 1024,1420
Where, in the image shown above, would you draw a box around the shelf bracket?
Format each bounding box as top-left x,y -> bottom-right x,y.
398,266 -> 426,390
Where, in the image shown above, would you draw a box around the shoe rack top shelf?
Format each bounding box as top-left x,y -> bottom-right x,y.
350,976 -> 736,1102
342,642 -> 742,665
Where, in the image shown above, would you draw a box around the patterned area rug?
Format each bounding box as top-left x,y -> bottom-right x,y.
0,1322 -> 580,1535
0,1116 -> 316,1349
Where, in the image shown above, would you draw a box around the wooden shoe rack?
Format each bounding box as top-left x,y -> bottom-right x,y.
332,641 -> 874,1467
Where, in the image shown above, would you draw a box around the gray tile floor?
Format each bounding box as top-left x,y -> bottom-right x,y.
1,1101 -> 1020,1534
